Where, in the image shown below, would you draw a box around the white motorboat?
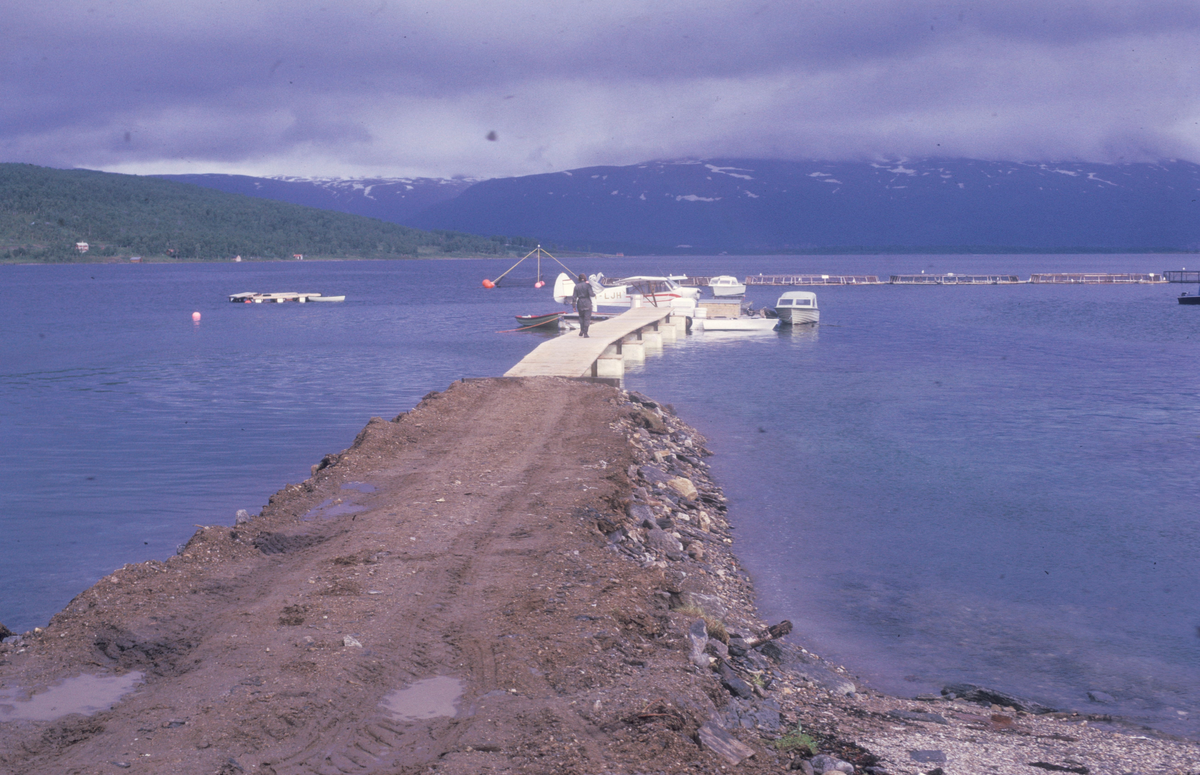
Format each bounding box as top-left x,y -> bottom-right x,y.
708,275 -> 746,297
694,298 -> 777,331
697,316 -> 778,332
552,272 -> 699,310
775,291 -> 819,324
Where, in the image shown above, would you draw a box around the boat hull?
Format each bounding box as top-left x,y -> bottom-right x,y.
698,317 -> 778,332
777,308 -> 820,325
775,291 -> 819,324
1179,294 -> 1200,305
515,312 -> 564,329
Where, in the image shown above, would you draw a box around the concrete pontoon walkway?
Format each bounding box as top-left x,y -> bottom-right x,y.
504,306 -> 681,379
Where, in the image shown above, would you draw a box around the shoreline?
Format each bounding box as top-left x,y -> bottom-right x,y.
3,247 -> 1199,268
1,377 -> 1197,773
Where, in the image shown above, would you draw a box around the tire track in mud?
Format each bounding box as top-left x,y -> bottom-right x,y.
262,379 -> 618,773
1,378 -> 650,775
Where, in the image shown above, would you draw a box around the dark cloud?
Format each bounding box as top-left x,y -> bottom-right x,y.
3,0 -> 1198,177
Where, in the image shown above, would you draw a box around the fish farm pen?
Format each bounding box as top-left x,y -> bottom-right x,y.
679,273 -> 1171,287
890,274 -> 1023,285
680,275 -> 882,286
1029,273 -> 1165,284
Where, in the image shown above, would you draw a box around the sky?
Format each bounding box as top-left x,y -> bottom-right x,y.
5,0 -> 1200,180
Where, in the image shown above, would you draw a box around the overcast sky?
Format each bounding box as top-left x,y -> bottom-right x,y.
5,1 -> 1199,180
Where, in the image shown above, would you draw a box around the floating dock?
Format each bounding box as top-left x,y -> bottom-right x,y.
890,274 -> 1022,285
743,275 -> 882,286
682,275 -> 879,286
679,273 -> 1169,287
504,306 -> 684,380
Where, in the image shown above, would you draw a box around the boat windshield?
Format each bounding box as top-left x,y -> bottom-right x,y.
629,280 -> 675,295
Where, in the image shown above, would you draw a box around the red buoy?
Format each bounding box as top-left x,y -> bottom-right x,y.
482,279 -> 495,288
534,280 -> 545,289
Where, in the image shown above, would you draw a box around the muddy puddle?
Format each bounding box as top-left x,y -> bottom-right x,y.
380,676 -> 463,722
0,672 -> 143,721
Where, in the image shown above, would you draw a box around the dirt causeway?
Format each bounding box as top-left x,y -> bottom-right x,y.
1,377 -> 1198,774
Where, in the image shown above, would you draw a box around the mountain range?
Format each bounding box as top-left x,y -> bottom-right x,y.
160,158 -> 1200,254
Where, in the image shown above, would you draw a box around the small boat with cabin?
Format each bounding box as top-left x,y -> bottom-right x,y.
774,291 -> 819,324
708,275 -> 747,297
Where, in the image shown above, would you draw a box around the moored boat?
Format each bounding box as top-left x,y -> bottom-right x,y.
774,291 -> 819,324
697,316 -> 778,332
694,298 -> 776,331
708,275 -> 746,297
514,311 -> 566,329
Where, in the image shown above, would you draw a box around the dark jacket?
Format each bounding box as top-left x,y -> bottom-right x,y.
572,279 -> 595,308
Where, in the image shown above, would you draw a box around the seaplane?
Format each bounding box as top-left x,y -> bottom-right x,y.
551,273 -> 700,310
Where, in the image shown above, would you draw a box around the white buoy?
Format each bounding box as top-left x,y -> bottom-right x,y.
192,311 -> 201,322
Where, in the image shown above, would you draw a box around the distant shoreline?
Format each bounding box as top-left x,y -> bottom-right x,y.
2,246 -> 1198,268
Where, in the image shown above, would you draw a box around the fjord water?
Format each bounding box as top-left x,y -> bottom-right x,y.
3,255 -> 1198,738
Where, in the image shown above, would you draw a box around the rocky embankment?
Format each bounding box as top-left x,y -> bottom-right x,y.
1,377 -> 1197,774
607,390 -> 1200,775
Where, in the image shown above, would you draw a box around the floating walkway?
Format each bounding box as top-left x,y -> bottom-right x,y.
743,275 -> 881,286
682,273 -> 1167,287
682,275 -> 880,286
504,306 -> 685,380
890,274 -> 1022,285
1029,273 -> 1164,284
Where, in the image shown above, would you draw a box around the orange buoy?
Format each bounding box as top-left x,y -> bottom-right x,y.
192,311 -> 201,322
482,279 -> 495,288
534,280 -> 545,289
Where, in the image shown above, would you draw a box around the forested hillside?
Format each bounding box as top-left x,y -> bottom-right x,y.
0,164 -> 533,261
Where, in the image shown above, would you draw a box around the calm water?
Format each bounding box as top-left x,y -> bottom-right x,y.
3,255 -> 1198,738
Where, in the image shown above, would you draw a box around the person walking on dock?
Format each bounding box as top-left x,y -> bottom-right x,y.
572,273 -> 595,337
